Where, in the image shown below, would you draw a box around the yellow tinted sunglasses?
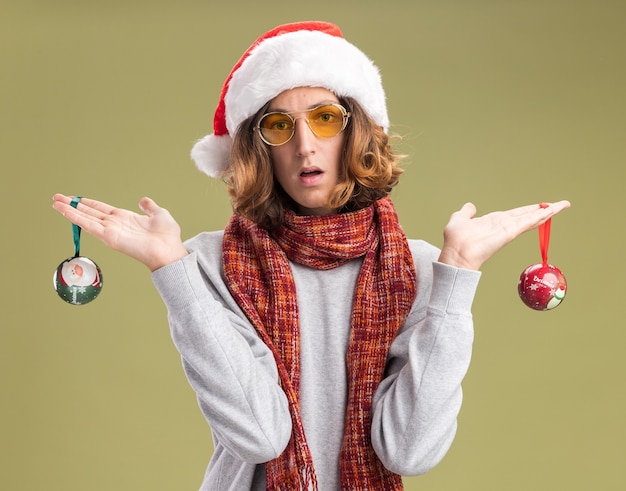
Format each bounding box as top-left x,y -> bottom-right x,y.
257,103 -> 350,146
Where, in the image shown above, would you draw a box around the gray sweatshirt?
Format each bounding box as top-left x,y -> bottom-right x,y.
151,231 -> 480,490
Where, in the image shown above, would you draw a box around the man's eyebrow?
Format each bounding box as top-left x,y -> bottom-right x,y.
267,100 -> 339,113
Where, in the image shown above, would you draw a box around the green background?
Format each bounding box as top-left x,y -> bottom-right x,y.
2,1 -> 624,489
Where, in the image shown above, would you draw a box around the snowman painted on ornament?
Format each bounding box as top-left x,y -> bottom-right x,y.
547,285 -> 566,309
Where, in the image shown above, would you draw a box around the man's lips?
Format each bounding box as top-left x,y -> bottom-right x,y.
299,168 -> 323,177
298,167 -> 324,185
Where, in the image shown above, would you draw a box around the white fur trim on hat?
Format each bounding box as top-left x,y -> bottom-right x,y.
191,134 -> 232,178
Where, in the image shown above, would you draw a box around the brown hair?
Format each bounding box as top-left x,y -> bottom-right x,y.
225,97 -> 404,230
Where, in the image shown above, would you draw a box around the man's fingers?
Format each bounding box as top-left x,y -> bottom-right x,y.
72,196 -> 117,217
138,196 -> 160,216
452,202 -> 477,220
53,194 -> 119,221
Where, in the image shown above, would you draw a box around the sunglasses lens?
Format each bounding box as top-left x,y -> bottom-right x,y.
308,105 -> 346,138
259,113 -> 294,145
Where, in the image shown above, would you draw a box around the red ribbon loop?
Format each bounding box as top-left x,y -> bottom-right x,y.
539,203 -> 551,265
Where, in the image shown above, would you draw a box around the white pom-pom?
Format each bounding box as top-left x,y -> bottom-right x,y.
190,134 -> 232,178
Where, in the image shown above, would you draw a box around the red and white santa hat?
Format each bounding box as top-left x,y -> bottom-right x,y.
191,21 -> 389,177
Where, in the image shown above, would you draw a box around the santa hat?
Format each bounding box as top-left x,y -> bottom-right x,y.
191,21 -> 388,178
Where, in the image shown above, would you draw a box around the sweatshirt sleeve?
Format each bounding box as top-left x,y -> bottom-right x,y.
151,240 -> 292,464
371,253 -> 480,476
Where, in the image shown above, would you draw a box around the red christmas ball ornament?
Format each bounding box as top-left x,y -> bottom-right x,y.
518,263 -> 567,311
517,203 -> 568,311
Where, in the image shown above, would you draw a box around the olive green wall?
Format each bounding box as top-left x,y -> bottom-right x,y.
2,1 -> 624,489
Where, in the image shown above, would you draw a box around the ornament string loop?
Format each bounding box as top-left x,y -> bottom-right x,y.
538,202 -> 551,266
70,196 -> 82,257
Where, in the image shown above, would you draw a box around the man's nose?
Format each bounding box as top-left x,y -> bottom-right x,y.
292,117 -> 316,156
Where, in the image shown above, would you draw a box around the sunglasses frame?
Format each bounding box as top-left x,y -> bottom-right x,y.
256,103 -> 351,146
